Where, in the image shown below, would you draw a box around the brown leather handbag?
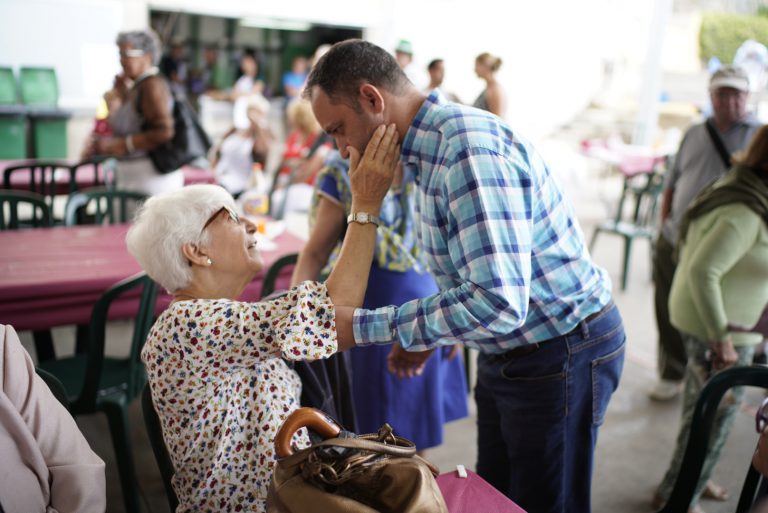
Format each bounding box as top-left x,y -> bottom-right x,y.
266,407 -> 448,513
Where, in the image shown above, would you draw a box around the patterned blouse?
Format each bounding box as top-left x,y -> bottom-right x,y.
141,281 -> 337,513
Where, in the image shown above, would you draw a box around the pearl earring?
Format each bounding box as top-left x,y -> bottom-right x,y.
206,257 -> 212,266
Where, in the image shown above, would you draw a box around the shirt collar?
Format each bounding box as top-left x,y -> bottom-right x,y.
401,89 -> 447,164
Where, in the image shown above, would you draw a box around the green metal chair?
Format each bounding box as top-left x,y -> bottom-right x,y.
141,383 -> 179,512
70,156 -> 118,189
656,365 -> 768,513
35,367 -> 70,410
37,273 -> 159,513
260,252 -> 299,299
0,189 -> 52,230
589,164 -> 666,291
3,161 -> 75,213
64,187 -> 148,226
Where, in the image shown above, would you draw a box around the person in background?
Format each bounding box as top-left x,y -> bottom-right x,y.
270,99 -> 333,217
394,39 -> 426,90
291,150 -> 468,452
159,38 -> 188,97
473,52 -> 506,118
425,58 -> 461,103
127,123 -> 399,513
231,49 -> 265,131
0,324 -> 105,513
305,39 -> 624,513
188,44 -> 220,106
650,65 -> 761,402
653,125 -> 768,513
83,29 -> 184,196
210,93 -> 273,197
282,55 -> 309,103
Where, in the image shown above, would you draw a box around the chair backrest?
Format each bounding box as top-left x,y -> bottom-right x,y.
64,187 -> 148,226
0,67 -> 18,105
69,157 -> 118,190
0,189 -> 52,230
141,383 -> 179,511
3,161 -> 75,208
260,253 -> 299,299
35,367 -> 70,410
19,67 -> 58,107
75,273 -> 158,411
613,167 -> 665,231
657,365 -> 768,513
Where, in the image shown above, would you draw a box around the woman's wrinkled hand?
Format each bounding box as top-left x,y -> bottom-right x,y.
347,124 -> 400,214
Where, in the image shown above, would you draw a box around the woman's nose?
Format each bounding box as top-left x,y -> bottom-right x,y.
243,218 -> 257,234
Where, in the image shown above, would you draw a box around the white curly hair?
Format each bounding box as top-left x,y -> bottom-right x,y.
126,184 -> 236,292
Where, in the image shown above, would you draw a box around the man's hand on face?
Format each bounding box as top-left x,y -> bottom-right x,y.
348,123 -> 400,213
387,343 -> 434,379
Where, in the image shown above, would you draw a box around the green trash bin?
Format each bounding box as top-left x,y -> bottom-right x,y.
0,67 -> 27,159
19,67 -> 69,159
28,109 -> 68,159
0,110 -> 27,159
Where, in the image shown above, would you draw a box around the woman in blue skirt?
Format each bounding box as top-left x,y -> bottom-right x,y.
291,150 -> 468,450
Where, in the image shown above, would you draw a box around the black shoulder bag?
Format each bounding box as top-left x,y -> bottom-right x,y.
136,75 -> 212,174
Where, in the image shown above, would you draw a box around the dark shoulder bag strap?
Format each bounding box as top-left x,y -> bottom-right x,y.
705,118 -> 732,168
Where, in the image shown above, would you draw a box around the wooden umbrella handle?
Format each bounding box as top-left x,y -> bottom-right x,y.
274,407 -> 342,458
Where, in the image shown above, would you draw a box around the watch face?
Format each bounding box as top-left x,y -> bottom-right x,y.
359,213 -> 369,223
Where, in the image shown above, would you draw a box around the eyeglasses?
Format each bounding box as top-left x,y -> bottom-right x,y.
201,205 -> 240,234
756,397 -> 768,433
119,48 -> 145,59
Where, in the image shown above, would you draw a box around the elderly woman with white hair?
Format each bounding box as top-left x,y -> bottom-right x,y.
84,29 -> 183,196
127,124 -> 399,513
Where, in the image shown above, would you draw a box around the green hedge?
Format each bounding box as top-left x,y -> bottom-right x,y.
699,12 -> 768,64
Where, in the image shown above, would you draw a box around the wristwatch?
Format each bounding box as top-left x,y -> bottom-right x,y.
347,212 -> 380,227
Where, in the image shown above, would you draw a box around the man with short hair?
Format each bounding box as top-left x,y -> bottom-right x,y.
425,59 -> 461,103
305,39 -> 625,513
650,65 -> 761,401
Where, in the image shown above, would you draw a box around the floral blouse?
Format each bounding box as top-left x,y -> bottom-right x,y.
141,281 -> 337,513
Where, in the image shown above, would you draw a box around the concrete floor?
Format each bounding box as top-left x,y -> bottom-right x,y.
18,132 -> 767,513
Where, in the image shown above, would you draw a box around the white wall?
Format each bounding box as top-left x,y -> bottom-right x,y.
0,0 -> 124,110
1,0 -> 662,140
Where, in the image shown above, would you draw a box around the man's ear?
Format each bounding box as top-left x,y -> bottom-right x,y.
181,242 -> 210,267
359,84 -> 384,114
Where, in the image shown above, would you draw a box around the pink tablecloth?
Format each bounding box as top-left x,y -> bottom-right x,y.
437,469 -> 526,513
1,159 -> 216,193
0,223 -> 303,331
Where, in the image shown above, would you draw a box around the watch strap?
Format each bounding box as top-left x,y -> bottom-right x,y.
347,212 -> 381,226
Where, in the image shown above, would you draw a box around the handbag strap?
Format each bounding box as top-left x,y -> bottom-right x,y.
705,118 -> 732,169
313,434 -> 418,458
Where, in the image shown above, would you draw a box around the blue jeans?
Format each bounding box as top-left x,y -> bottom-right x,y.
475,302 -> 625,513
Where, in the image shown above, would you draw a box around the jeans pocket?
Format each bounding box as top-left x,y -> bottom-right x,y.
499,349 -> 566,383
591,342 -> 625,426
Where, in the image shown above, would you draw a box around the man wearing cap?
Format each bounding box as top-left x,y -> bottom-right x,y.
650,65 -> 761,402
394,39 -> 426,90
305,39 -> 625,513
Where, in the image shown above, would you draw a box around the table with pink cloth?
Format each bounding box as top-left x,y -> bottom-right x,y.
437,469 -> 526,512
0,223 -> 303,331
579,136 -> 671,178
1,159 -> 215,194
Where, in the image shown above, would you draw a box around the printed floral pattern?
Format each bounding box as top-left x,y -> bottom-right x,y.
142,281 -> 337,513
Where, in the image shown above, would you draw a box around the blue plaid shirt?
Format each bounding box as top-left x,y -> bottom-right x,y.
353,91 -> 612,353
